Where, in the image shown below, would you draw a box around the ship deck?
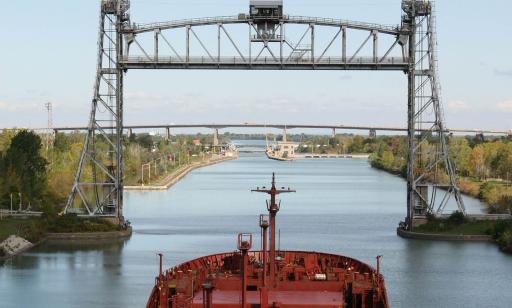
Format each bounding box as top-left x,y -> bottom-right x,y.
192,290 -> 344,307
147,250 -> 387,308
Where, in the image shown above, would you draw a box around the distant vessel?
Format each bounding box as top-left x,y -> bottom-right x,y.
146,174 -> 389,308
265,129 -> 298,161
265,141 -> 298,161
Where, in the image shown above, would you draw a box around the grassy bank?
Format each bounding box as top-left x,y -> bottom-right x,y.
458,179 -> 512,213
0,214 -> 121,244
0,217 -> 43,243
413,212 -> 512,253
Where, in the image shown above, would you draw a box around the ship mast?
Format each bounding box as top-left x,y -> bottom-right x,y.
252,173 -> 295,288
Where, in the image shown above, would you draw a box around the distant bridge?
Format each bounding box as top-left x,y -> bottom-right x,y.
6,123 -> 511,136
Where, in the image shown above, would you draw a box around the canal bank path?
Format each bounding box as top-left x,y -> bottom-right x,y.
124,155 -> 237,191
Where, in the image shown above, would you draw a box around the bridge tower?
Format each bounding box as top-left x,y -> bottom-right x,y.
64,0 -> 130,221
403,0 -> 465,229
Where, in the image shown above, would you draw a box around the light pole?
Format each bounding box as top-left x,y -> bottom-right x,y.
141,163 -> 151,186
10,193 -> 13,214
18,192 -> 22,212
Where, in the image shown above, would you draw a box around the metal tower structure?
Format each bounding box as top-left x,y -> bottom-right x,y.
66,0 -> 464,228
64,0 -> 129,220
402,1 -> 465,228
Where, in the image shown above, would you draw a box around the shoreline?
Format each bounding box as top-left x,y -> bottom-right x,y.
397,227 -> 492,242
369,159 -> 512,212
45,226 -> 132,240
125,155 -> 237,191
0,227 -> 132,262
295,154 -> 370,159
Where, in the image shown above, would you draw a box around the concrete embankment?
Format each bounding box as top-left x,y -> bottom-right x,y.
125,155 -> 236,191
46,227 -> 132,240
397,227 -> 492,242
295,154 -> 370,159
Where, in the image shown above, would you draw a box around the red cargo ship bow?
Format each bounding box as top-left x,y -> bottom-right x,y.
147,174 -> 389,308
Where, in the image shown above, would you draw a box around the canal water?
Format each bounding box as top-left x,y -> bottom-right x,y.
1,145 -> 512,307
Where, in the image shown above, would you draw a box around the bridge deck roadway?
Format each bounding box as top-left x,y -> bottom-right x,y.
121,57 -> 408,71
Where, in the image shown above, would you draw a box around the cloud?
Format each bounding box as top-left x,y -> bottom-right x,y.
494,69 -> 512,77
447,100 -> 469,111
496,100 -> 512,112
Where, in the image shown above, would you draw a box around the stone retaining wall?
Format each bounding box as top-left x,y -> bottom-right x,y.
397,227 -> 492,242
46,227 -> 132,240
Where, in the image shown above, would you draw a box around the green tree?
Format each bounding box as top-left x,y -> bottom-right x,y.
470,145 -> 487,180
136,134 -> 154,149
348,136 -> 364,153
493,143 -> 512,179
449,138 -> 472,176
4,131 -> 48,207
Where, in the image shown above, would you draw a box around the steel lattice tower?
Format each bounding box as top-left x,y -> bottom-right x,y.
403,1 -> 465,229
64,0 -> 129,220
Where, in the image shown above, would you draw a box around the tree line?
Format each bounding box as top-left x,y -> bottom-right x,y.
0,130 -> 219,212
370,135 -> 512,212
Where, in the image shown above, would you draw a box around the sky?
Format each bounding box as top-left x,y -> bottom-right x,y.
0,0 -> 511,134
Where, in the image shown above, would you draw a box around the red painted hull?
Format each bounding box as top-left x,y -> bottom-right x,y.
146,250 -> 388,308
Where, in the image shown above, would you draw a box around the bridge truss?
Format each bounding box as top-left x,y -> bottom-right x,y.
65,0 -> 465,229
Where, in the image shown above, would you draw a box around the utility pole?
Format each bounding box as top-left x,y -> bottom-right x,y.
44,102 -> 53,153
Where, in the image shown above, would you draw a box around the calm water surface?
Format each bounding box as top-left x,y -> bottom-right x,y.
1,146 -> 512,307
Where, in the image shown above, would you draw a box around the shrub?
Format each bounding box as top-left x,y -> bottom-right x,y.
45,214 -> 120,233
498,230 -> 512,253
448,211 -> 466,225
20,221 -> 46,243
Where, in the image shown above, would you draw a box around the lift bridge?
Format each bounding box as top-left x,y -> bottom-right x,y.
65,0 -> 464,230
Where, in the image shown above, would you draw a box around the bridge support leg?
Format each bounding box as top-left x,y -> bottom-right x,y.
331,128 -> 336,138
369,129 -> 376,138
213,128 -> 219,147
127,128 -> 133,139
403,1 -> 465,230
476,133 -> 485,142
282,128 -> 287,142
65,1 -> 129,221
165,127 -> 171,142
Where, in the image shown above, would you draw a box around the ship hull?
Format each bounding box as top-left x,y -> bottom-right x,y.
265,151 -> 294,161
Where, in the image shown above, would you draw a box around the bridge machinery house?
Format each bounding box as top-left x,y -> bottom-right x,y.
249,0 -> 284,41
249,0 -> 283,19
